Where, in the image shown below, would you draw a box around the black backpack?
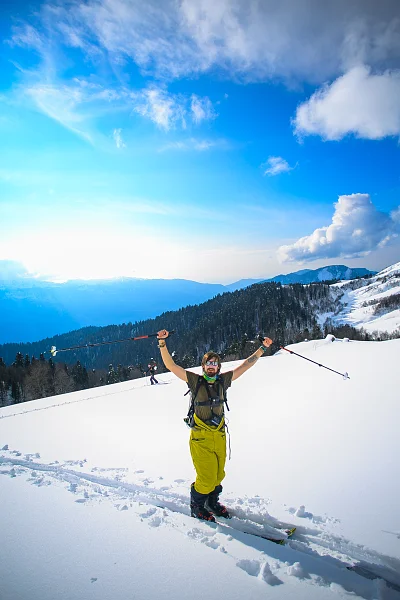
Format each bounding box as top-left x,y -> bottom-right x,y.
184,375 -> 230,427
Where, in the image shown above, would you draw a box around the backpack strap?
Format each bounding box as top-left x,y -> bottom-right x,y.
184,376 -> 205,426
184,375 -> 229,427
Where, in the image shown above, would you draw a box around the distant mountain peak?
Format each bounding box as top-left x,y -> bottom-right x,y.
225,265 -> 376,291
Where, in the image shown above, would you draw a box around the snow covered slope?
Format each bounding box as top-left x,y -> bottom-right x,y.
1,337 -> 400,600
331,262 -> 400,333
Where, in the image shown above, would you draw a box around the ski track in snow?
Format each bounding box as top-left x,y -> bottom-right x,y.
1,447 -> 400,599
0,379 -> 165,420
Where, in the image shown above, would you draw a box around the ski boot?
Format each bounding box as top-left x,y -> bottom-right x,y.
190,484 -> 216,522
205,485 -> 232,519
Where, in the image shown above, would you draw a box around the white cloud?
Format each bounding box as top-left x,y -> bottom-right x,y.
19,69 -> 216,135
131,88 -> 219,130
131,87 -> 187,131
9,24 -> 47,55
20,79 -> 134,142
25,83 -> 93,142
262,156 -> 295,176
11,1 -> 400,85
191,95 -> 217,124
392,206 -> 400,224
278,194 -> 400,262
113,128 -> 126,148
294,65 -> 400,140
159,138 -> 223,152
9,0 -> 400,148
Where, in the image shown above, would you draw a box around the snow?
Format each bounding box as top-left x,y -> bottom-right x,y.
332,262 -> 400,333
1,337 -> 400,600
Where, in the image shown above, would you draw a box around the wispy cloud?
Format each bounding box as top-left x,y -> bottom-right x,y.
8,0 -> 400,148
392,206 -> 400,224
278,194 -> 400,262
131,87 -> 187,131
22,0 -> 400,84
19,78 -> 130,143
130,88 -> 218,131
262,156 -> 296,176
113,128 -> 126,148
11,35 -> 217,138
191,95 -> 217,124
24,83 -> 94,141
9,24 -> 47,56
10,1 -> 400,86
158,138 -> 225,152
294,65 -> 400,140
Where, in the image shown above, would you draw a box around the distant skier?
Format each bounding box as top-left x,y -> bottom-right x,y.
156,329 -> 273,522
147,360 -> 159,385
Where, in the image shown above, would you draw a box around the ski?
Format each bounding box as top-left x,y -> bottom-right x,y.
212,516 -> 296,545
152,494 -> 297,545
234,525 -> 296,545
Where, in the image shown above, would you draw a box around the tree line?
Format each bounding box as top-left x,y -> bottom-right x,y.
1,281 -> 398,406
0,353 -> 151,407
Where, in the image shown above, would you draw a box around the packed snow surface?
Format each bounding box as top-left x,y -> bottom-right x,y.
1,336 -> 400,600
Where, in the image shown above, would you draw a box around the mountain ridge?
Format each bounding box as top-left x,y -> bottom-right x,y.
0,260 -> 376,344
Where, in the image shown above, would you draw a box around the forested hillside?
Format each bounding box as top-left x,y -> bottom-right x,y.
1,280 -> 394,405
1,282 -> 333,367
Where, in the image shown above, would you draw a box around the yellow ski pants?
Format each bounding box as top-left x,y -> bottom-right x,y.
189,418 -> 227,495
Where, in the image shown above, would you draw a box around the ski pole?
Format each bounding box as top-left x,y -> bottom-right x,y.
280,346 -> 350,380
47,330 -> 175,357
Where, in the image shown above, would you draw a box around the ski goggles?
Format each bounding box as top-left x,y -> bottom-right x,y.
205,360 -> 219,367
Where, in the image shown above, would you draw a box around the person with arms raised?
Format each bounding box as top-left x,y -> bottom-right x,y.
157,329 -> 273,522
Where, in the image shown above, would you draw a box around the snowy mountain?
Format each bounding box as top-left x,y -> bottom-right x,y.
328,262 -> 400,334
266,265 -> 375,285
228,265 -> 375,290
1,336 -> 399,599
0,260 -> 375,344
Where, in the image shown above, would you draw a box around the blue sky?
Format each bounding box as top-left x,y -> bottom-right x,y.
1,0 -> 399,284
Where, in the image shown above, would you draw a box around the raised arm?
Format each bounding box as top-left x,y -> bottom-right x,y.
232,336 -> 273,381
157,329 -> 188,382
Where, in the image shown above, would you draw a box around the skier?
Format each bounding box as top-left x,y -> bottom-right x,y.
157,329 -> 273,522
147,360 -> 159,385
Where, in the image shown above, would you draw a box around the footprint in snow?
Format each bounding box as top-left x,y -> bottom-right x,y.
204,539 -> 219,549
24,453 -> 40,461
261,562 -> 283,586
236,559 -> 261,577
288,504 -> 339,524
237,559 -> 283,585
187,528 -> 215,541
286,562 -> 308,579
148,516 -> 162,528
37,479 -> 51,487
140,507 -> 157,518
140,478 -> 154,486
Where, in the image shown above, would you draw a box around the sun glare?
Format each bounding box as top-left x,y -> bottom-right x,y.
4,227 -> 176,281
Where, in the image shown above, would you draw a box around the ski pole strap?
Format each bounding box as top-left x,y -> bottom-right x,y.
280,346 -> 350,379
225,422 -> 232,460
